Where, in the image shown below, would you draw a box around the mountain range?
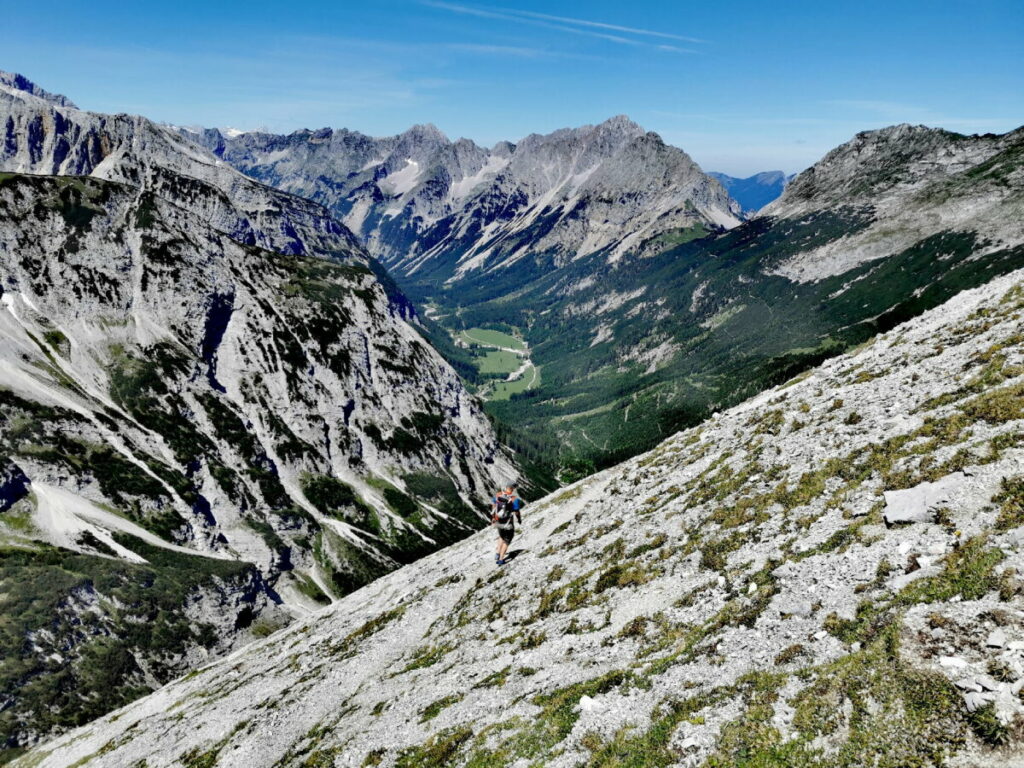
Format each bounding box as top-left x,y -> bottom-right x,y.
0,72 -> 515,753
191,117 -> 1024,482
186,116 -> 743,283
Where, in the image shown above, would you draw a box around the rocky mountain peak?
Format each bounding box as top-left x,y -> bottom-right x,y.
594,113 -> 646,138
0,70 -> 77,108
768,121 -> 1021,216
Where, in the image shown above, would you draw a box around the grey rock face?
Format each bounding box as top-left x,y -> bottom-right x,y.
0,76 -> 517,750
186,115 -> 743,280
0,70 -> 77,108
19,262 -> 1024,767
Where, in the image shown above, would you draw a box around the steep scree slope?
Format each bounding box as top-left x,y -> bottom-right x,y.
21,267 -> 1024,767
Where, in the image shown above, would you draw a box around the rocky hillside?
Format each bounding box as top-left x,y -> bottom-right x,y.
0,77 -> 515,756
763,123 -> 1024,282
187,116 -> 742,282
20,266 -> 1024,768
709,170 -> 791,213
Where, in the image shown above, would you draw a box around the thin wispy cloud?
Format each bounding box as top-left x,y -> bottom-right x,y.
442,42 -> 586,59
421,0 -> 702,53
508,8 -> 706,44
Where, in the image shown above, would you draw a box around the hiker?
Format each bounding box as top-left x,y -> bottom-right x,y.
491,484 -> 522,566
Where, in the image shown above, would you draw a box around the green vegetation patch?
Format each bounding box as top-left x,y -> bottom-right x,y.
491,364 -> 541,401
0,537 -> 256,750
420,693 -> 464,722
459,328 -> 525,351
301,473 -> 376,532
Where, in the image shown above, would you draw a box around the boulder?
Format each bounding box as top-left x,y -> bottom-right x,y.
986,628 -> 1007,648
883,472 -> 966,526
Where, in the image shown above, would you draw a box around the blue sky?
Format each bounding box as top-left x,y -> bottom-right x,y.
2,0 -> 1021,175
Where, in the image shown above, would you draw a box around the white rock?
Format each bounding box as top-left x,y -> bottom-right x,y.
976,675 -> 1001,692
883,472 -> 966,526
986,628 -> 1007,648
578,695 -> 602,712
939,656 -> 969,669
964,691 -> 996,712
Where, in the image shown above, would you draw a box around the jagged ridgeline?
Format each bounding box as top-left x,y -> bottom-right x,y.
191,118 -> 1024,480
0,74 -> 515,756
18,263 -> 1024,768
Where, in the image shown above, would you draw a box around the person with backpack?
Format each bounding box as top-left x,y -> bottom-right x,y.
491,484 -> 522,566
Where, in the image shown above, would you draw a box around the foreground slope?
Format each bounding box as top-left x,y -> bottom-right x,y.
0,76 -> 514,754
24,267 -> 1024,767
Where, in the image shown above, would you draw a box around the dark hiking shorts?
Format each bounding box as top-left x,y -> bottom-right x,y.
498,528 -> 514,544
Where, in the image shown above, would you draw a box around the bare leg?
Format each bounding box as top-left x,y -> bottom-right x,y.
498,538 -> 509,561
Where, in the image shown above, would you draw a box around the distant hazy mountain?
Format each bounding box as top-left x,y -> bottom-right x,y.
186,116 -> 743,283
709,170 -> 792,212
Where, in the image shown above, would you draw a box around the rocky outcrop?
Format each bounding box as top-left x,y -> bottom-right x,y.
0,71 -> 77,108
19,265 -> 1024,767
763,124 -> 1024,282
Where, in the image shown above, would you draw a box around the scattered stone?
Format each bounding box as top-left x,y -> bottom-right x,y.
579,695 -> 602,712
939,656 -> 969,669
976,675 -> 1001,691
963,691 -> 996,712
986,628 -> 1007,648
